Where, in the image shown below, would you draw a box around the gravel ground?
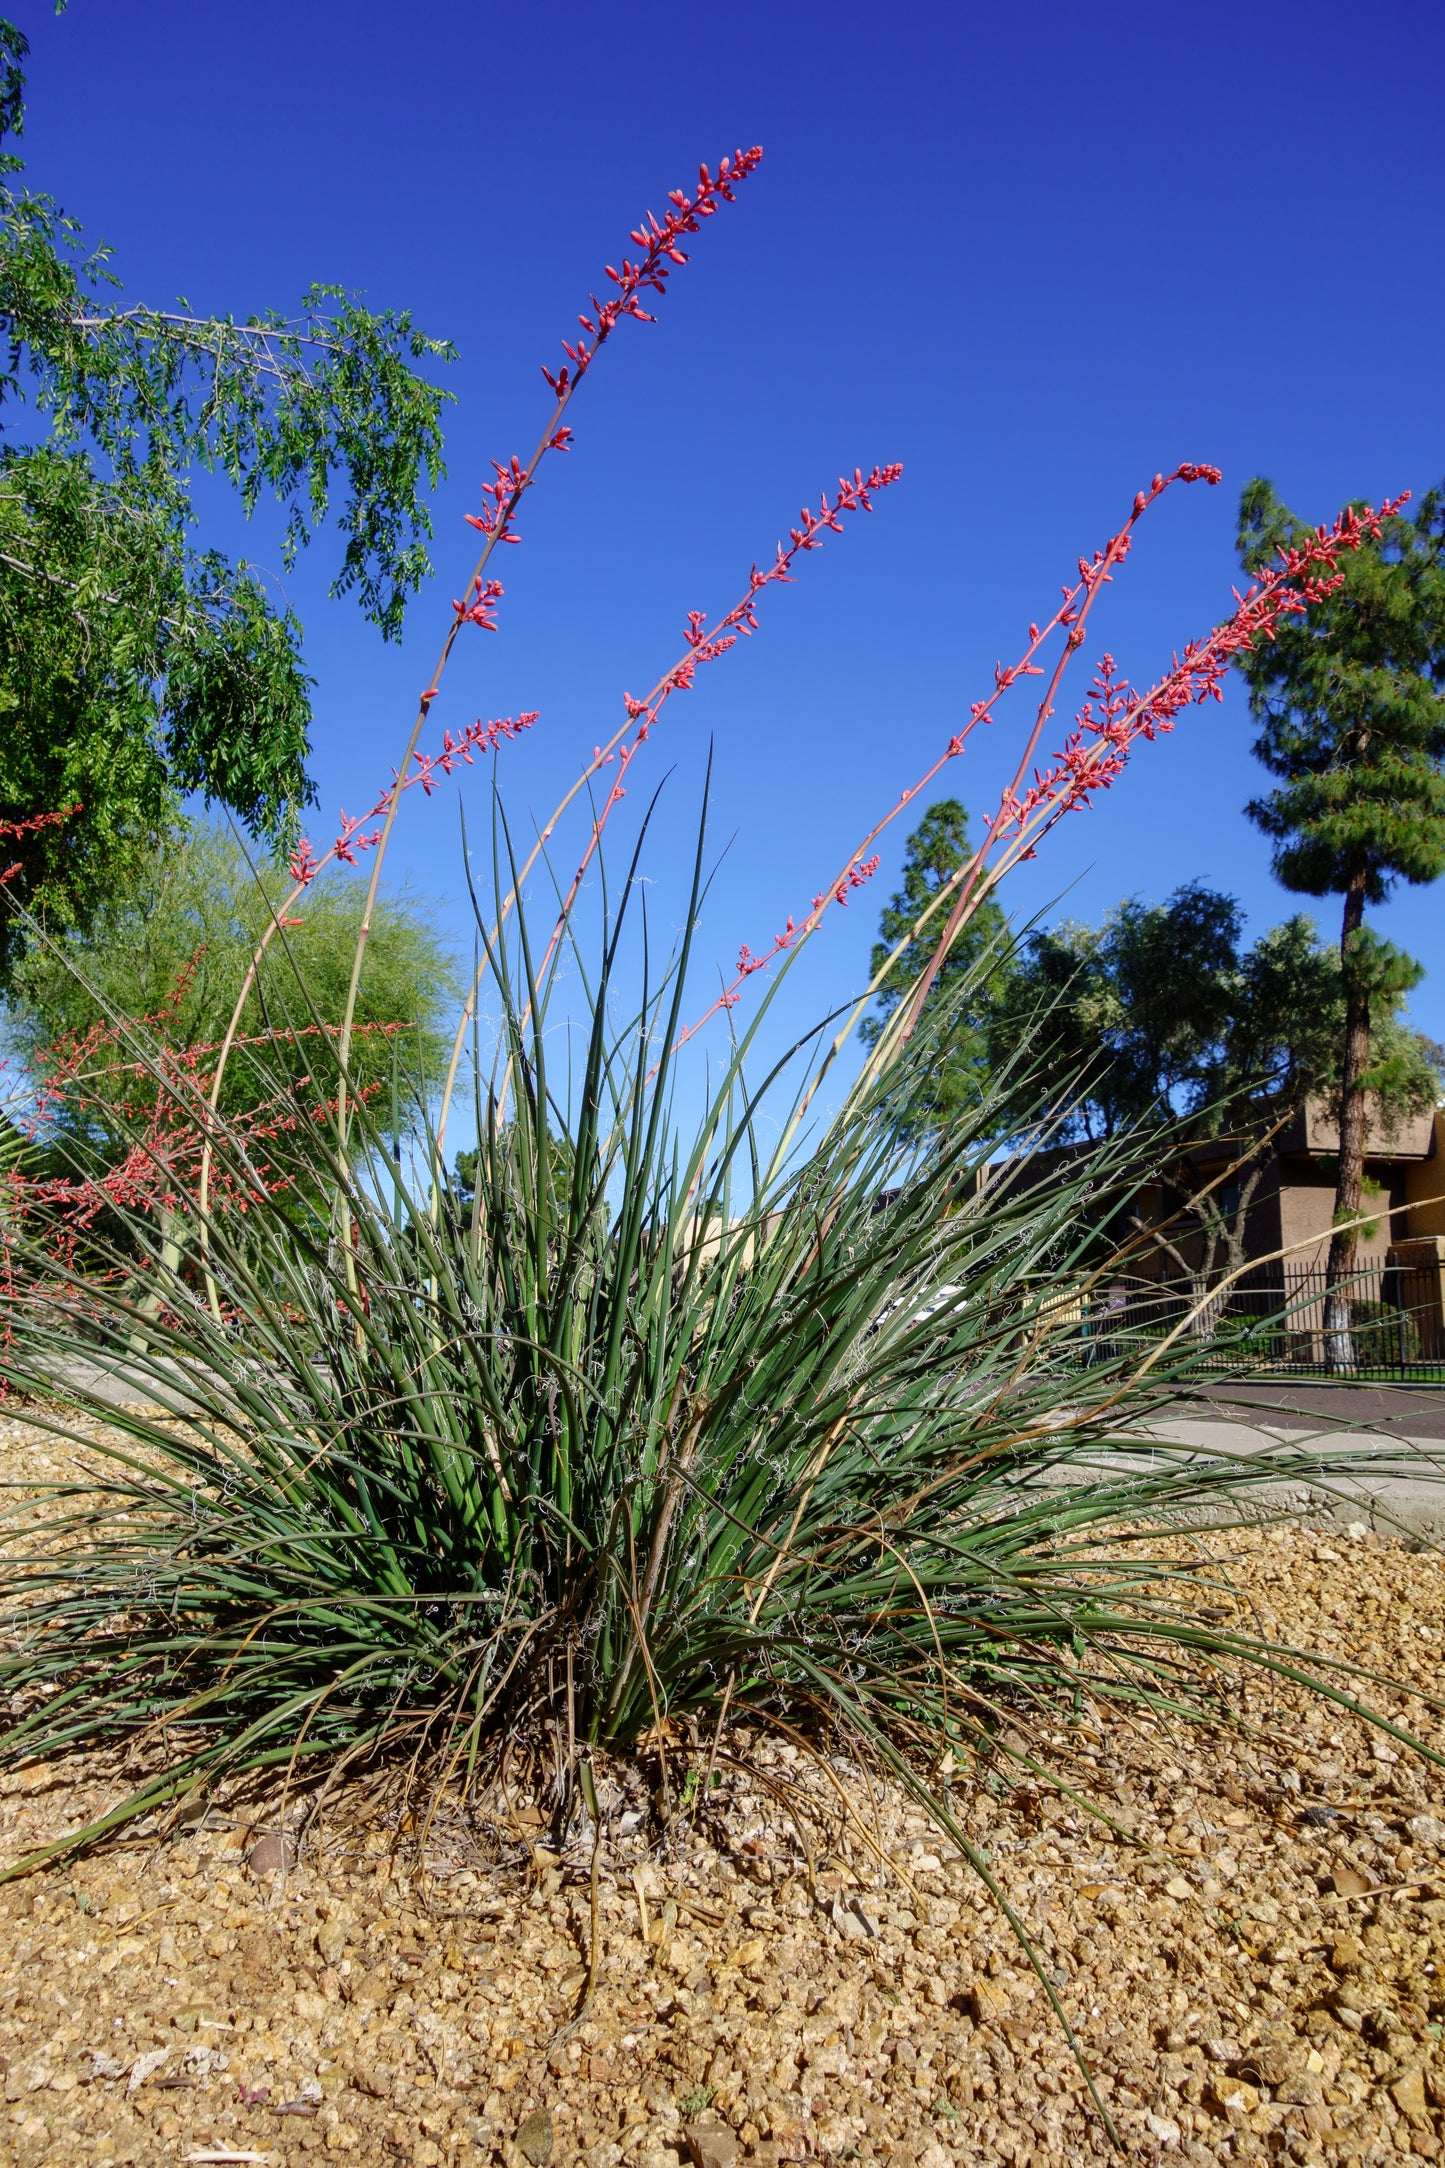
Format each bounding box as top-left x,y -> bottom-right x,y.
0,1413 -> 1443,2168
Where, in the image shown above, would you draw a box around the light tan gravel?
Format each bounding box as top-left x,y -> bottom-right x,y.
0,1412 -> 1443,2167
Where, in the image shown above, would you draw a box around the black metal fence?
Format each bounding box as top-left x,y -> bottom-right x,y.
1083,1259 -> 1445,1380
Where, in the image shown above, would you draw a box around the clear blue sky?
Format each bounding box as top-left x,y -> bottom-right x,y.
15,0 -> 1445,1069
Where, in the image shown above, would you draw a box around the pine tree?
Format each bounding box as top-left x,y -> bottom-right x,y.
1235,479 -> 1445,1365
861,799 -> 1012,1127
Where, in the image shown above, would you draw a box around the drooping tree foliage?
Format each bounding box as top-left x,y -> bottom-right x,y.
0,15 -> 453,983
1235,478 -> 1445,1358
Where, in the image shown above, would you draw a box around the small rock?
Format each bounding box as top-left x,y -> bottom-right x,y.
1145,2114 -> 1181,2145
1245,2039 -> 1308,2088
968,1977 -> 1010,2024
516,2108 -> 555,2165
804,2043 -> 847,2078
316,1916 -> 348,1964
684,2115 -> 742,2168
246,1831 -> 293,1878
1210,2078 -> 1259,2115
1329,1935 -> 1366,1972
1163,1877 -> 1193,1901
1407,1813 -> 1445,1849
828,1897 -> 867,1942
1204,2037 -> 1242,2066
1390,2065 -> 1430,2128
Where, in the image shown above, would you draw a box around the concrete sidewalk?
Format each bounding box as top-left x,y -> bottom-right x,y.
1132,1408 -> 1445,1541
1194,1378 -> 1445,1441
19,1355 -> 1445,1540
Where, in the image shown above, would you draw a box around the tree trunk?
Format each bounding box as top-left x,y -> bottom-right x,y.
1324,865 -> 1372,1371
127,1207 -> 185,1356
1223,1155 -> 1268,1280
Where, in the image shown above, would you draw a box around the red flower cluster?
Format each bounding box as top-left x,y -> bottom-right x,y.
670,470 -> 1408,1056
827,853 -> 882,908
541,151 -> 764,403
412,711 -> 537,795
668,855 -> 890,1055
337,146 -> 767,1057
883,487 -> 1411,1037
451,576 -> 506,629
286,712 -> 538,886
438,152 -> 765,651
0,803 -> 82,888
5,983 -> 407,1273
989,494 -> 1408,862
665,467 -> 905,687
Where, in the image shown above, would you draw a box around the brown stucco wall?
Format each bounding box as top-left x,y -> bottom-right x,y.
1404,1110 -> 1445,1238
1274,1158 -> 1403,1272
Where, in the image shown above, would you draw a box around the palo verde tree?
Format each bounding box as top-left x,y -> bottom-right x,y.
0,15 -> 453,986
1235,479 -> 1445,1363
1,820 -> 458,1292
4,820 -> 459,1154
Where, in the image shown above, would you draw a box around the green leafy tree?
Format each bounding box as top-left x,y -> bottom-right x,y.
1235,478 -> 1445,1361
999,882 -> 1252,1141
885,852 -> 1441,1288
0,16 -> 453,983
1003,891 -> 1437,1283
860,799 -> 1012,1126
5,820 -> 459,1177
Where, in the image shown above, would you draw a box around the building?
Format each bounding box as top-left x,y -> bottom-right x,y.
1128,1101 -> 1445,1364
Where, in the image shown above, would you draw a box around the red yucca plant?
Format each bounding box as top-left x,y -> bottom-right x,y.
0,147 -> 1435,2121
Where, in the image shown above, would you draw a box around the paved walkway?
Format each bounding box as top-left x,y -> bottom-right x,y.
1137,1399 -> 1445,1540
22,1357 -> 1445,1539
1191,1377 -> 1445,1441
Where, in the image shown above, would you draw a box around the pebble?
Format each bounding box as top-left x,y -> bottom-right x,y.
516,2105 -> 554,2162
